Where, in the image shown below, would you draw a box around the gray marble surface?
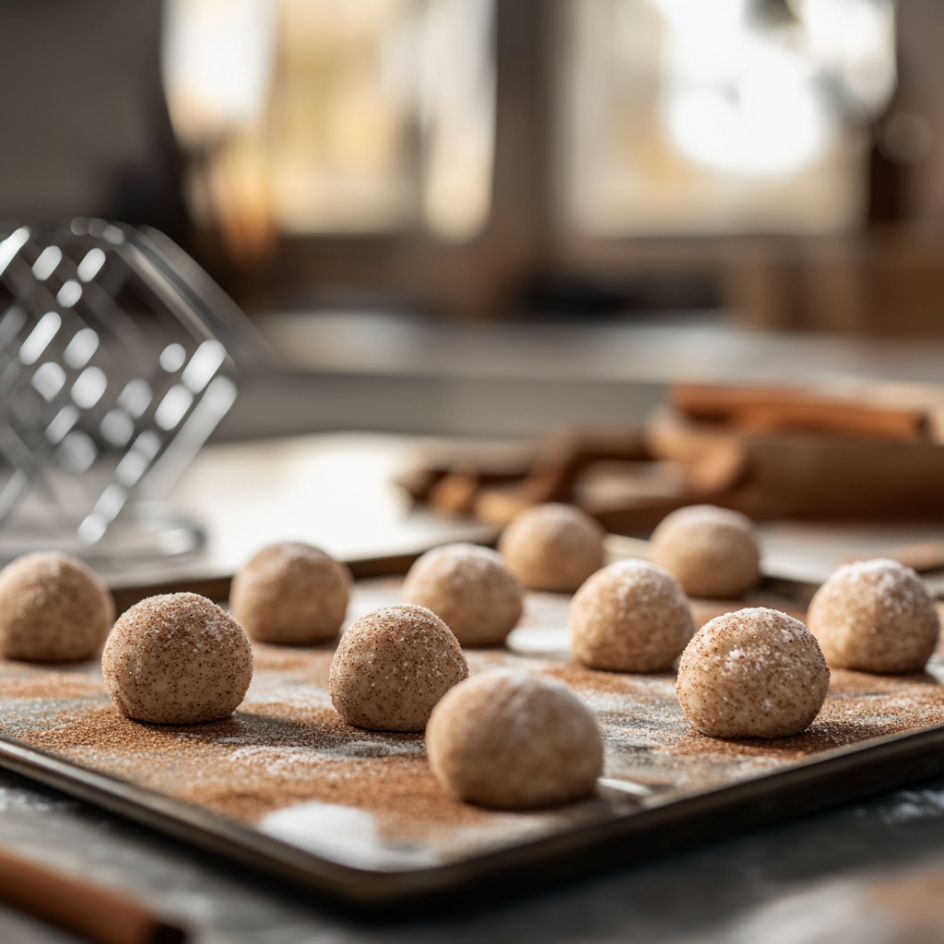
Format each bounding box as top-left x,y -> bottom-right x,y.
5,423 -> 944,943
4,766 -> 944,943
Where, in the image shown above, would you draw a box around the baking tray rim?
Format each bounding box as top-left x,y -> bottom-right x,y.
3,712 -> 944,910
3,550 -> 944,910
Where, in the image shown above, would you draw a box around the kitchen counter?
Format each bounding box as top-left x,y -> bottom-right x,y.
4,432 -> 944,943
4,763 -> 944,942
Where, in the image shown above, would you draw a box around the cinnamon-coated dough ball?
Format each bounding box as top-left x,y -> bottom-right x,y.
651,505 -> 761,599
498,504 -> 604,593
230,542 -> 350,644
0,552 -> 113,661
427,671 -> 603,809
677,608 -> 829,739
808,559 -> 939,673
571,560 -> 694,672
102,593 -> 253,724
403,544 -> 523,646
329,604 -> 468,732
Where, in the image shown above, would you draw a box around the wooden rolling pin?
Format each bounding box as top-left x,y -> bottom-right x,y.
0,845 -> 186,944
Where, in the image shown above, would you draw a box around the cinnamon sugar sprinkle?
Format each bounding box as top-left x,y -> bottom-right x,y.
1,577 -> 943,867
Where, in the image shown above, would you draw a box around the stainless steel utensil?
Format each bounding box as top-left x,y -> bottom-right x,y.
0,219 -> 257,565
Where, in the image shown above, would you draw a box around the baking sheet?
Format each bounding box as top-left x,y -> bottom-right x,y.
2,577 -> 944,908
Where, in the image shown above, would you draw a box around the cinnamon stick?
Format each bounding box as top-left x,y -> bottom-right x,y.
672,383 -> 928,441
0,845 -> 186,944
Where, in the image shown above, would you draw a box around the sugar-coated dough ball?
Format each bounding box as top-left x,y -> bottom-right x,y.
498,503 -> 604,593
651,505 -> 761,599
329,604 -> 468,732
102,592 -> 253,724
677,608 -> 829,739
427,671 -> 603,809
402,544 -> 523,647
230,542 -> 350,644
808,559 -> 939,673
0,552 -> 113,662
571,560 -> 695,672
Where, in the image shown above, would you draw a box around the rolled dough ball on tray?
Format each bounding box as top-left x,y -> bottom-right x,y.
677,607 -> 829,739
102,592 -> 253,724
402,543 -> 523,646
498,503 -> 604,593
427,671 -> 604,809
0,552 -> 113,662
650,505 -> 760,599
808,559 -> 939,673
230,542 -> 350,645
570,559 -> 694,672
329,604 -> 468,732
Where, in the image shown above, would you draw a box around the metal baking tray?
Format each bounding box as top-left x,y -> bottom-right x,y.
1,558 -> 944,913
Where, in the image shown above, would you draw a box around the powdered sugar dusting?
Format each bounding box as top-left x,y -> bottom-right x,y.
260,801 -> 436,868
704,607 -> 816,674
808,557 -> 940,673
607,559 -> 684,609
427,543 -> 504,576
659,504 -> 755,534
678,607 -> 830,738
830,558 -> 929,618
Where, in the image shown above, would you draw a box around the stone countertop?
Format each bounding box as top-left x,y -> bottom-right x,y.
4,766 -> 944,943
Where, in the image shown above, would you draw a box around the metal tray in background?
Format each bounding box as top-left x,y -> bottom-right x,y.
0,559 -> 943,913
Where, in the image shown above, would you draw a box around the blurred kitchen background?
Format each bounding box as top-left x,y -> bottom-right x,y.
0,1 -> 935,425
2,0 -> 942,443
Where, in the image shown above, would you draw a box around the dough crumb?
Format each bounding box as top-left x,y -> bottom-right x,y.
677,607 -> 829,738
0,552 -> 113,662
403,543 -> 523,646
329,604 -> 468,732
571,559 -> 694,672
499,503 -> 604,593
426,670 -> 604,809
651,505 -> 760,599
102,592 -> 253,724
808,558 -> 939,673
231,542 -> 350,645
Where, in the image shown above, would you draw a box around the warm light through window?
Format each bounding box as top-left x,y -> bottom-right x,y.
560,0 -> 896,236
162,0 -> 495,251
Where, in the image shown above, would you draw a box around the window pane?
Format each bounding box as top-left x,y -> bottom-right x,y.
558,0 -> 895,236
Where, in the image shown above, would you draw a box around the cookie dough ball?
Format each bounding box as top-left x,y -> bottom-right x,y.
571,560 -> 695,672
677,608 -> 829,739
329,604 -> 468,732
808,559 -> 939,673
102,593 -> 253,724
651,505 -> 761,599
230,542 -> 350,645
403,544 -> 523,647
427,671 -> 604,809
0,552 -> 113,662
498,504 -> 604,593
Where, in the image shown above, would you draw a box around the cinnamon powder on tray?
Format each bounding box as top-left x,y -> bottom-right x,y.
667,717 -> 897,762
18,700 -> 495,835
542,661 -> 674,701
2,576 -> 944,860
0,674 -> 104,701
250,645 -> 333,679
664,682 -> 944,763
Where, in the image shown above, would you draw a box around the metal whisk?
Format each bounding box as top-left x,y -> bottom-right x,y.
0,220 -> 257,565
